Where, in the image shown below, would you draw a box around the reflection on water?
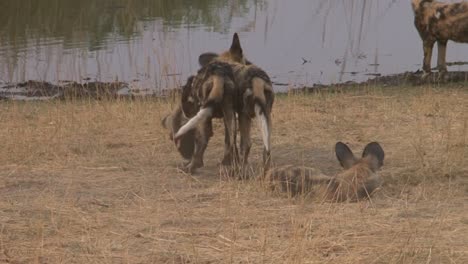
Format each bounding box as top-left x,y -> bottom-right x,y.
1,0 -> 468,93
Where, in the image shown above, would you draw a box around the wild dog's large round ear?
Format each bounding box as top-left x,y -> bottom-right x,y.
335,142 -> 357,169
198,52 -> 219,67
229,32 -> 244,61
230,33 -> 243,54
362,142 -> 385,169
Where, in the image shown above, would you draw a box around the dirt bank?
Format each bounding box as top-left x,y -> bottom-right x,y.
0,80 -> 129,100
1,71 -> 467,101
295,70 -> 468,93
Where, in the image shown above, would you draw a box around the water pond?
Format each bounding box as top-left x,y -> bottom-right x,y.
1,0 -> 468,96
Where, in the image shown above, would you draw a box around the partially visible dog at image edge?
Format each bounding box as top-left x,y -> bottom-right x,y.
411,0 -> 468,75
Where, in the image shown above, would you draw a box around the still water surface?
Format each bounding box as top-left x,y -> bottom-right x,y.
1,0 -> 468,93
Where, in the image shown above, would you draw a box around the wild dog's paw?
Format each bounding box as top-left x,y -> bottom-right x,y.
182,160 -> 204,174
421,71 -> 431,80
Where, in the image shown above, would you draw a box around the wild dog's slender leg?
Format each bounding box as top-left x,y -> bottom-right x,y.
262,108 -> 272,169
437,40 -> 448,73
239,113 -> 252,165
185,120 -> 213,173
422,40 -> 435,74
221,104 -> 237,166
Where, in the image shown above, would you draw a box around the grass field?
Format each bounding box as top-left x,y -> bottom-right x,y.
0,84 -> 467,263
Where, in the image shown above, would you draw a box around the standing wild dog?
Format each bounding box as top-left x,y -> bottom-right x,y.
161,76 -> 201,162
161,105 -> 195,161
265,142 -> 385,202
174,62 -> 238,173
176,59 -> 275,169
411,0 -> 468,75
197,34 -> 274,167
225,61 -> 275,167
163,33 -> 249,173
175,33 -> 274,172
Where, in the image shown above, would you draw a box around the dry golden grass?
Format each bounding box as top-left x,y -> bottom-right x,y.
0,84 -> 467,263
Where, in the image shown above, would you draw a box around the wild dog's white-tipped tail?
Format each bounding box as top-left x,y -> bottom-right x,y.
175,107 -> 213,139
255,104 -> 270,152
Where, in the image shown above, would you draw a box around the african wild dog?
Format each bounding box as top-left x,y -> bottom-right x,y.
162,34 -> 249,173
175,34 -> 275,170
265,142 -> 385,202
161,76 -> 200,162
174,63 -> 237,173
161,105 -> 195,161
412,0 -> 468,75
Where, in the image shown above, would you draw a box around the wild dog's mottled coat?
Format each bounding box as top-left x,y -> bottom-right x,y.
175,62 -> 238,173
161,105 -> 196,160
174,33 -> 274,172
412,0 -> 468,74
228,62 -> 274,166
198,33 -> 274,166
161,77 -> 198,161
181,60 -> 275,167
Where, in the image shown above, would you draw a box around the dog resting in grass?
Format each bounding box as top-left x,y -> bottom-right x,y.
411,0 -> 468,75
265,142 -> 385,202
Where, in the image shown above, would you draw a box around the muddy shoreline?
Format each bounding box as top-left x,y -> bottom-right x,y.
296,70 -> 468,93
1,71 -> 467,101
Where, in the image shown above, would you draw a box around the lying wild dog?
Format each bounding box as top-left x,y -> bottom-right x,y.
412,0 -> 468,75
265,142 -> 385,202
